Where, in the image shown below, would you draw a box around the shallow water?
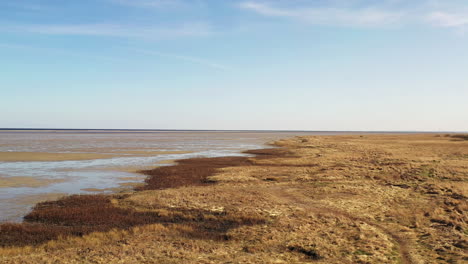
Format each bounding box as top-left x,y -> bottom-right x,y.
0,130 -> 335,222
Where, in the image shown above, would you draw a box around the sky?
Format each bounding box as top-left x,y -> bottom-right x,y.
1,0 -> 467,131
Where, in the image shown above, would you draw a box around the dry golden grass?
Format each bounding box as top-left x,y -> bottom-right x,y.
1,134 -> 467,263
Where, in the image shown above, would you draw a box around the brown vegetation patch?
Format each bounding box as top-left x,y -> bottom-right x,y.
137,148 -> 292,190
0,194 -> 265,248
137,156 -> 252,190
450,134 -> 468,141
244,147 -> 296,157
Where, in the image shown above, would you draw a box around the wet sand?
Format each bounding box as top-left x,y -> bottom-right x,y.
0,152 -> 117,162
1,130 -> 323,222
0,176 -> 66,188
0,151 -> 193,162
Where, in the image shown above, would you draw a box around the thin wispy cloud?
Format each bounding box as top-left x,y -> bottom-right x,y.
239,1 -> 405,27
0,22 -> 213,39
132,49 -> 230,70
427,11 -> 468,28
238,0 -> 468,31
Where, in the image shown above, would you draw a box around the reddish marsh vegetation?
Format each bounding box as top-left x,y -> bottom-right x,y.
451,134 -> 468,141
0,149 -> 290,248
138,148 -> 293,190
0,193 -> 266,247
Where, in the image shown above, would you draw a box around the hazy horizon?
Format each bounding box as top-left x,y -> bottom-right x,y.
1,0 -> 467,131
0,128 -> 465,133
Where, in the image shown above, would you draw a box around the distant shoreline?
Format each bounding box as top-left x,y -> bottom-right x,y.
0,128 -> 458,134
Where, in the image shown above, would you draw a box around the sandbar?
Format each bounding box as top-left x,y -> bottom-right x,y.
0,150 -> 193,162
0,176 -> 66,188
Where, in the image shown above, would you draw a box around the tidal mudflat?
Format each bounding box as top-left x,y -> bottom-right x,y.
0,130 -> 322,222
0,134 -> 466,263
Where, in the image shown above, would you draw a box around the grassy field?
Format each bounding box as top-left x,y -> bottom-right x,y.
0,134 -> 467,263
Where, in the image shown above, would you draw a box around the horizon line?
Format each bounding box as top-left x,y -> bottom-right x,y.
0,128 -> 466,133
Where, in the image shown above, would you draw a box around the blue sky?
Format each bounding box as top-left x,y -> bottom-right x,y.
1,0 -> 467,131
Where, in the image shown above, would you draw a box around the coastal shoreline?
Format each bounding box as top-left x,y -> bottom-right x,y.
1,134 -> 467,263
0,144 -> 287,247
0,131 -> 322,223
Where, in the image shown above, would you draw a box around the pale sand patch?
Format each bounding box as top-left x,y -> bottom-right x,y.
0,150 -> 192,162
81,188 -> 113,192
65,147 -> 193,154
0,152 -> 117,162
0,176 -> 67,188
105,150 -> 192,155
